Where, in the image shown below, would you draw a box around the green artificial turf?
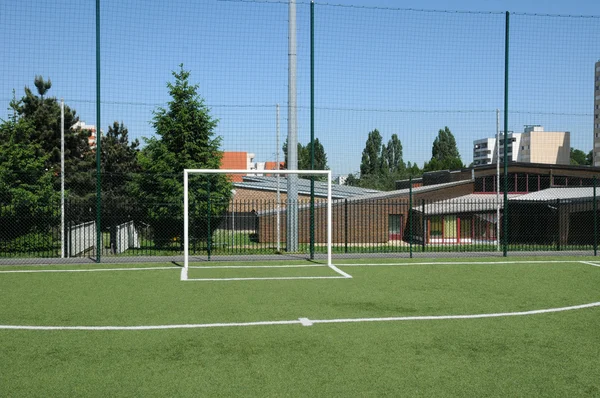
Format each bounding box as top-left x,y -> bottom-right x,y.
1,257 -> 600,396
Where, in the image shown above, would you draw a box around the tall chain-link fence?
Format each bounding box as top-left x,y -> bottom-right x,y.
1,1 -> 600,261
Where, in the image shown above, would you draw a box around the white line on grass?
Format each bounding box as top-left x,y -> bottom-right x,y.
184,275 -> 351,282
188,264 -> 323,269
340,260 -> 593,267
309,301 -> 600,325
0,266 -> 178,274
2,302 -> 599,331
2,260 -> 594,275
329,264 -> 353,278
580,261 -> 600,267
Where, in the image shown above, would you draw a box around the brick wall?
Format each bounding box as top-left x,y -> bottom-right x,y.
257,181 -> 474,244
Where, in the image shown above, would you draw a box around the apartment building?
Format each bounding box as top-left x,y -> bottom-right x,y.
595,60 -> 600,166
519,125 -> 570,164
472,133 -> 521,166
71,121 -> 97,149
473,125 -> 569,166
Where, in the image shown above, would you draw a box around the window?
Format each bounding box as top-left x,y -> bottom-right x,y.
443,216 -> 457,239
388,215 -> 403,241
430,217 -> 443,238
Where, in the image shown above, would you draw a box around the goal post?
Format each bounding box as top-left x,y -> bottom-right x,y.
183,169 -> 334,271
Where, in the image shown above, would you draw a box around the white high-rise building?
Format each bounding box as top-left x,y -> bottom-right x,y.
594,60 -> 600,166
472,133 -> 521,166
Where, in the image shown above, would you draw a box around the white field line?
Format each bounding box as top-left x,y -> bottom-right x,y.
329,264 -> 353,278
1,260 -> 596,275
0,266 -> 178,274
311,302 -> 600,325
188,264 -> 323,269
580,261 -> 600,267
2,301 -> 599,331
0,264 -> 331,275
184,276 -> 350,282
341,260 -> 593,267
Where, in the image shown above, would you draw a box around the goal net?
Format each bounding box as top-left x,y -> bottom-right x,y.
183,169 -> 345,275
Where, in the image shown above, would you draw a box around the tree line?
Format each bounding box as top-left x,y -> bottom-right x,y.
0,66 -> 230,250
278,126 -> 464,190
344,126 -> 463,190
4,68 -> 591,250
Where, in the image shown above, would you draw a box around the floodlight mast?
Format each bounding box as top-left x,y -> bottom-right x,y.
61,99 -> 65,259
287,0 -> 299,252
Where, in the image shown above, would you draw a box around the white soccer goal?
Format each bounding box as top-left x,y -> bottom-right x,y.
182,169 -> 350,281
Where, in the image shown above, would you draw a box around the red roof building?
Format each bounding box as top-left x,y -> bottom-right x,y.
220,152 -> 255,182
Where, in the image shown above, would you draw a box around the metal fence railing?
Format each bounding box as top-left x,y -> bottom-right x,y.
2,189 -> 600,260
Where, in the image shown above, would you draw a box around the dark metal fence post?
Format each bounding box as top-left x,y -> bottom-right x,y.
502,10 -> 510,258
556,198 -> 560,252
422,199 -> 426,252
95,0 -> 102,263
309,1 -> 315,260
344,198 -> 348,253
207,179 -> 211,261
409,176 -> 413,258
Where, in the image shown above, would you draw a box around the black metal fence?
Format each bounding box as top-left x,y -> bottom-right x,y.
3,188 -> 600,260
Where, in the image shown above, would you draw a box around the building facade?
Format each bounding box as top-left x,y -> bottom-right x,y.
595,60 -> 600,166
519,125 -> 570,164
473,126 -> 569,167
221,152 -> 256,182
71,121 -> 97,149
473,133 -> 521,166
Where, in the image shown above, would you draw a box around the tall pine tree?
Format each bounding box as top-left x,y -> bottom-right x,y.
101,121 -> 141,252
136,65 -> 231,247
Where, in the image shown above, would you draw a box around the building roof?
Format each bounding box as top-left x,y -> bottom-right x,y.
234,175 -> 380,199
264,162 -> 284,170
347,179 -> 474,203
510,187 -> 597,202
221,152 -> 252,182
413,193 -> 521,215
255,179 -> 477,216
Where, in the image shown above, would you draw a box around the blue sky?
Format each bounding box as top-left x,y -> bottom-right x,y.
1,0 -> 599,178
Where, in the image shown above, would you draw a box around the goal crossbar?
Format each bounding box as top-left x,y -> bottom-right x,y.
183,169 -> 334,271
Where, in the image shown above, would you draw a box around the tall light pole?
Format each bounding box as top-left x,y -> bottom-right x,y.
496,109 -> 500,251
276,104 -> 281,252
287,0 -> 299,252
61,99 -> 65,258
